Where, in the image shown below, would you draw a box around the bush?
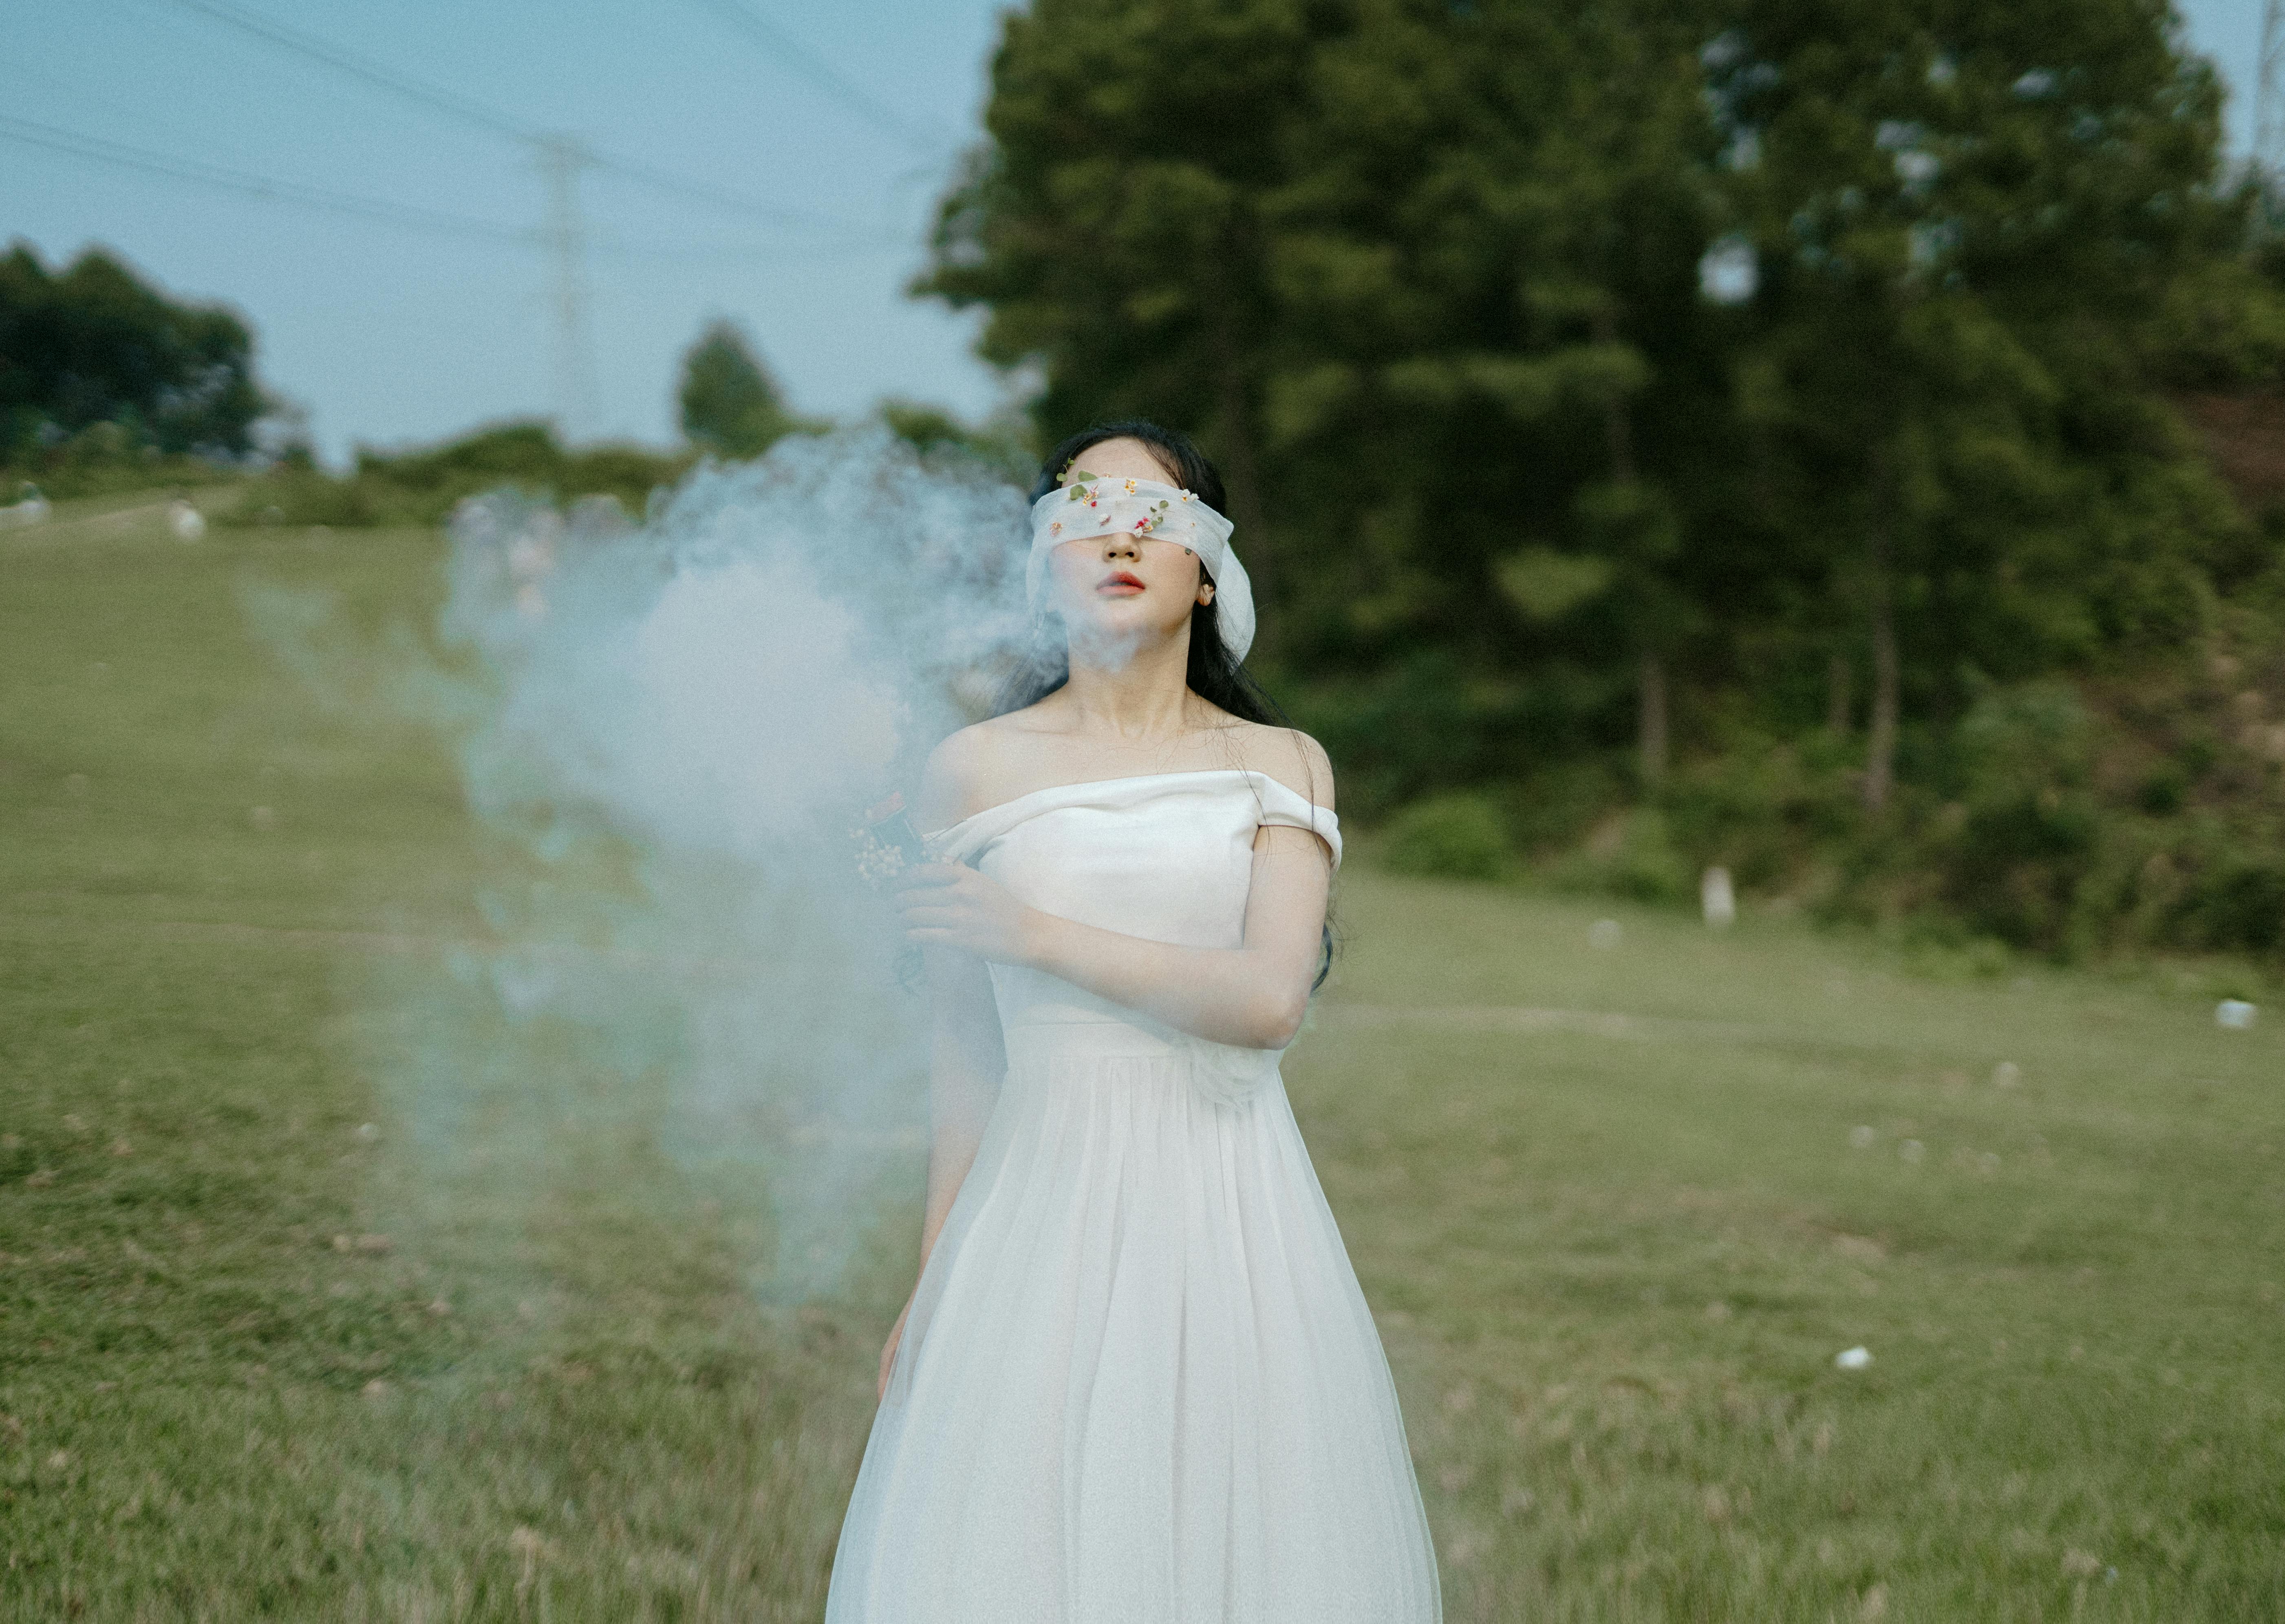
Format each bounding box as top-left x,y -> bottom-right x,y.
1285,649 -> 1613,821
1548,806 -> 1694,906
1381,793 -> 1511,880
1659,733 -> 1861,890
1918,683 -> 2103,952
2177,858 -> 2285,952
2,417 -> 247,500
1608,809 -> 1694,905
221,421 -> 698,529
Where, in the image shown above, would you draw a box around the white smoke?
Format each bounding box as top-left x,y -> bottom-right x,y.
283,428 -> 1034,1303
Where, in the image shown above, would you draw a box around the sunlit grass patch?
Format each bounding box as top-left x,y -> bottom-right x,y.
3,500 -> 2281,1617
1301,875 -> 2285,1620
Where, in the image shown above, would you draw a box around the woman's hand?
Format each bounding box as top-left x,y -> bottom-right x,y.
895,863 -> 1042,965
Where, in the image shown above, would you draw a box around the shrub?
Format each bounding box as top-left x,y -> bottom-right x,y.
1939,683 -> 2104,951
1578,807 -> 1695,906
1381,793 -> 1511,880
2176,858 -> 2285,952
221,421 -> 697,529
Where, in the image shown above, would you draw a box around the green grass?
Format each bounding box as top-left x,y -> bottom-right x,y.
4,494 -> 2283,1620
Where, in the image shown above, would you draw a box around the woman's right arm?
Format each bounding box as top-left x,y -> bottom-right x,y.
917,943 -> 1005,1267
877,728 -> 1011,1394
878,943 -> 1004,1398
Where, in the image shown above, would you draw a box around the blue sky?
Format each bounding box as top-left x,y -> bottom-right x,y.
1,0 -> 2265,463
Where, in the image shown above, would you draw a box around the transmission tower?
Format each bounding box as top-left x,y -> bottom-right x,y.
2263,0 -> 2285,188
537,135 -> 597,443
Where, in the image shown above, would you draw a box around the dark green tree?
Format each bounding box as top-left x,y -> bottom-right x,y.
677,319 -> 796,458
1264,0 -> 1731,788
0,242 -> 265,458
876,398 -> 1034,483
1703,0 -> 2245,809
924,0 -> 1747,794
922,0 -> 2259,862
917,0 -> 1345,608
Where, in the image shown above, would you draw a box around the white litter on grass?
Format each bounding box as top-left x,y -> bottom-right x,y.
1992,1060 -> 2021,1088
0,484 -> 50,528
1588,919 -> 1623,950
1700,866 -> 1736,928
2216,1000 -> 2257,1030
1835,1346 -> 1873,1370
1899,1139 -> 1926,1164
1849,1125 -> 1876,1150
168,499 -> 206,541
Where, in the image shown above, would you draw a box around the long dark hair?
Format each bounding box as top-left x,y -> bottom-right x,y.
998,419 -> 1335,989
995,419 -> 1287,726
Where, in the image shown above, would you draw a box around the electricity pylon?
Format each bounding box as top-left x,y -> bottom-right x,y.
537,134 -> 597,443
2262,1 -> 2284,185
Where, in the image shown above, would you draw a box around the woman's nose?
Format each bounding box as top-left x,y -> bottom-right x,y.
1103,533 -> 1140,560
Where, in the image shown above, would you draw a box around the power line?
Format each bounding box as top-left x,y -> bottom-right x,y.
684,0 -> 946,156
0,113 -> 540,247
163,0 -> 528,141
0,112 -> 901,264
157,0 -> 872,235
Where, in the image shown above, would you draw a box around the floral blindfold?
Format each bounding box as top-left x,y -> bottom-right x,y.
1025,474 -> 1255,661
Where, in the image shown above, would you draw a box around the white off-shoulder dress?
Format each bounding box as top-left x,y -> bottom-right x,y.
825,769 -> 1440,1623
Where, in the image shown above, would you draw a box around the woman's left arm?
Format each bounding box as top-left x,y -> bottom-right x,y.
895,824 -> 1330,1050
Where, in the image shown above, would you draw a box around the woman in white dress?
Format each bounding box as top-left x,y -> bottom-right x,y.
825,423 -> 1440,1622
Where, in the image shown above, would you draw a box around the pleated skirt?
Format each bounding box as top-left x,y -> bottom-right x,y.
824,1024 -> 1441,1623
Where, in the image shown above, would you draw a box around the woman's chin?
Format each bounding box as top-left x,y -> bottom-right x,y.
1065,612 -> 1181,665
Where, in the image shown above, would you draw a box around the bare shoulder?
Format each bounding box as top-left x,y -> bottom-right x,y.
915,721 -> 1007,831
1224,721 -> 1335,811
918,717 -> 1046,831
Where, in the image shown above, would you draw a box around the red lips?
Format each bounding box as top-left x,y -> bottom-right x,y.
1097,570 -> 1145,593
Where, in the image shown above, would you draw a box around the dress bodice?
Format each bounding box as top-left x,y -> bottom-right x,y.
923,770 -> 1341,1074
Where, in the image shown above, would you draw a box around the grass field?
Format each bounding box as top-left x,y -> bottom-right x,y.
4,493 -> 2283,1620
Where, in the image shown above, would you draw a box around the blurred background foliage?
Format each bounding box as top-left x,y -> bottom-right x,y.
917,0 -> 2285,967
9,0 -> 2285,968
1,244 -> 265,495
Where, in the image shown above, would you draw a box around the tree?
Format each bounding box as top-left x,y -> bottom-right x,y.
1265,0 -> 1731,789
926,0 -> 1786,802
923,0 -> 2255,848
0,242 -> 265,459
677,319 -> 796,458
917,0 -> 1347,615
1703,0 -> 2243,811
876,399 -> 1034,483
